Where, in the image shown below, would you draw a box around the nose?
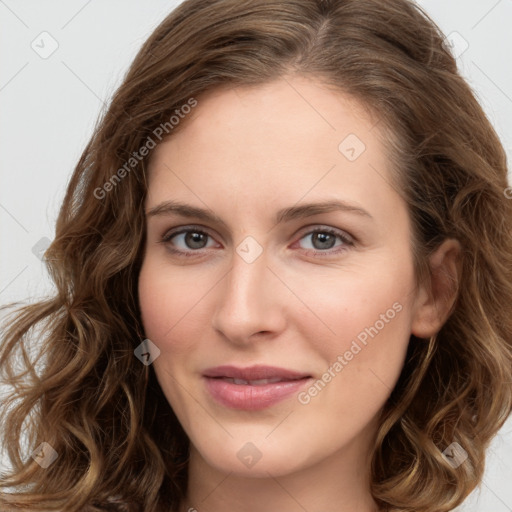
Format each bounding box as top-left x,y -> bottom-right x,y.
211,245 -> 287,346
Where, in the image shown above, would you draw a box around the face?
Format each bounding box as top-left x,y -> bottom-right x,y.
138,76 -> 423,478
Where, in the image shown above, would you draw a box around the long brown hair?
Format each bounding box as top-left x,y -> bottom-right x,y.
1,1 -> 511,511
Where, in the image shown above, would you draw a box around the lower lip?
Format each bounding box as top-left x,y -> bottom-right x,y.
204,377 -> 311,410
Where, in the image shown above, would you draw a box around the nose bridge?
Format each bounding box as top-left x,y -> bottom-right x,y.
211,243 -> 285,341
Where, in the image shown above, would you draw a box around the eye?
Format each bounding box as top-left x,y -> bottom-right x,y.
160,225 -> 354,258
295,227 -> 354,256
161,227 -> 219,256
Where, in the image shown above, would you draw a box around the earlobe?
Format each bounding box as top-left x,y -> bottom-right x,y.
411,238 -> 462,339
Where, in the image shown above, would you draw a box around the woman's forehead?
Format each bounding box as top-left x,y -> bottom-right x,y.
145,77 -> 405,227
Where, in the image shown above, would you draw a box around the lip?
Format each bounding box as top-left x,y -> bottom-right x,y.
202,365 -> 312,410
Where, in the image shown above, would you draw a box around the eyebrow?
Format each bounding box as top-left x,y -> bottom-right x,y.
145,199 -> 373,227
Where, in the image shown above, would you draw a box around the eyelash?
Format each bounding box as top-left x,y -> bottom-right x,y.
160,225 -> 354,258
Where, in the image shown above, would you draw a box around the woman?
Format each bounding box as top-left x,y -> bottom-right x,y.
1,0 -> 511,511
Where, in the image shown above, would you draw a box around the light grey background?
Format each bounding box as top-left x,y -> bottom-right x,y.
1,1 -> 511,510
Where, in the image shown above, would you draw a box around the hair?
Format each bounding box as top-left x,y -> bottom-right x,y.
1,0 -> 511,510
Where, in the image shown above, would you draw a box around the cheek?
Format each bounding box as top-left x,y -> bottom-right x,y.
138,256 -> 210,355
138,258 -> 204,412
138,261 -> 170,340
290,256 -> 415,402
291,258 -> 414,342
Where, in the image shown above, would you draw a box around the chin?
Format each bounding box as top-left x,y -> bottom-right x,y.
191,433 -> 319,478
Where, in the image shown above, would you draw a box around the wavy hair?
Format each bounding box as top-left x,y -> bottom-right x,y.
1,0 -> 511,510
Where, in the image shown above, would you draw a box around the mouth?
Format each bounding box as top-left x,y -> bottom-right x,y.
202,365 -> 312,410
215,376 -> 302,385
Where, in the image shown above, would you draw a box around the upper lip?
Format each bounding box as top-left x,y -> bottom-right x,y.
202,365 -> 311,381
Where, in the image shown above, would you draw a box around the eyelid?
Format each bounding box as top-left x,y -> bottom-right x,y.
290,225 -> 354,257
160,224 -> 355,256
161,224 -> 217,243
294,224 -> 355,244
160,226 -> 222,256
161,223 -> 354,242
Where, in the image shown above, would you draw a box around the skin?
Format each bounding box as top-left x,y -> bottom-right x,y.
138,75 -> 460,512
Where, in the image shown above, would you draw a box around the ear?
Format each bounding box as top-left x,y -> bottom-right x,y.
411,238 -> 462,339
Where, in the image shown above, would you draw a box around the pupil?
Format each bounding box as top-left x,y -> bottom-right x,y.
186,232 -> 206,249
313,232 -> 335,250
